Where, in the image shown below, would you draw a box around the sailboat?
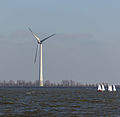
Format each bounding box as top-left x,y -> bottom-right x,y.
113,85 -> 116,92
101,84 -> 105,91
97,84 -> 102,92
108,85 -> 112,92
108,84 -> 116,92
97,84 -> 105,92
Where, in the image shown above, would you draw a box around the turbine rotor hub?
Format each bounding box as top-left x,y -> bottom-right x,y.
37,40 -> 41,44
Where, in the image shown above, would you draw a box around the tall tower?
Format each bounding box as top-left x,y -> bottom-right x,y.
28,27 -> 55,87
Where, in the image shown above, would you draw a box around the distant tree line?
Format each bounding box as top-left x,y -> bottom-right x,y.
0,80 -> 107,87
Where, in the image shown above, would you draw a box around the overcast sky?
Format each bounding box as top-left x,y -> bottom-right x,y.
0,0 -> 120,84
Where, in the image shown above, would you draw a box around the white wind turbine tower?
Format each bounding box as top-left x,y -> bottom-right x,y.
28,28 -> 55,86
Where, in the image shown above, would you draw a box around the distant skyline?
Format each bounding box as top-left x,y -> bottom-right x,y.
0,0 -> 120,84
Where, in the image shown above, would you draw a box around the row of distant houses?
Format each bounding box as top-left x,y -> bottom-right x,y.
0,80 -> 113,87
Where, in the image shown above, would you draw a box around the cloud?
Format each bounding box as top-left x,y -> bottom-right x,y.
0,29 -> 93,39
0,30 -> 94,44
55,33 -> 93,40
9,30 -> 30,39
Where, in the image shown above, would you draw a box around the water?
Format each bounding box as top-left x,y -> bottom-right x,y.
0,87 -> 120,116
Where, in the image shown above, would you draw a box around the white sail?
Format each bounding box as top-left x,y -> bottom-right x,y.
113,85 -> 116,91
108,85 -> 112,92
101,84 -> 105,91
97,84 -> 102,91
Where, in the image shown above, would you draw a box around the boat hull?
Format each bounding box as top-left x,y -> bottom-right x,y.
97,90 -> 102,92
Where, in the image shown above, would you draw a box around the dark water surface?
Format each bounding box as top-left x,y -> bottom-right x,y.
0,87 -> 120,117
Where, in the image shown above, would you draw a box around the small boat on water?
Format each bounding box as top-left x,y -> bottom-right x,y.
97,84 -> 105,92
108,85 -> 116,92
108,85 -> 112,92
101,84 -> 105,91
97,84 -> 102,92
113,85 -> 116,92
97,84 -> 116,92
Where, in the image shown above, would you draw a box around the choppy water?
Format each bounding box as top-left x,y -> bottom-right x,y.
0,87 -> 120,117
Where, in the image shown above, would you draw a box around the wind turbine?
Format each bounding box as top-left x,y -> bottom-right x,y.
28,27 -> 55,86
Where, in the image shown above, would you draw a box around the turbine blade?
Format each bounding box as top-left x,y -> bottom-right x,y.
28,27 -> 40,42
34,44 -> 38,63
41,34 -> 55,43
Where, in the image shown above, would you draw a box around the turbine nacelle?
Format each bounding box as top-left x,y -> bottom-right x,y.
37,40 -> 41,44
